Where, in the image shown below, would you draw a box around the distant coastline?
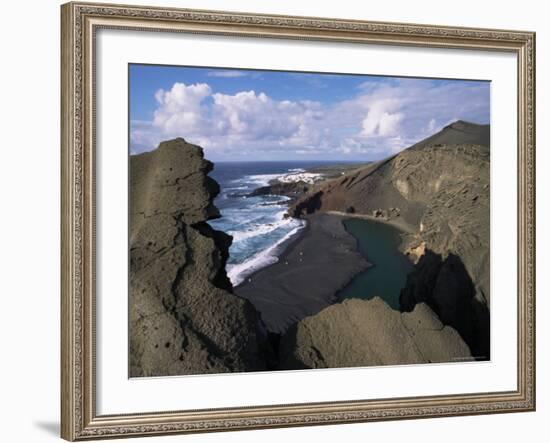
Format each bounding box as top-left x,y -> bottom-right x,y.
209,161 -> 369,287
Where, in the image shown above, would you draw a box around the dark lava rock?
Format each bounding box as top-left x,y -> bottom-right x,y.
248,181 -> 309,198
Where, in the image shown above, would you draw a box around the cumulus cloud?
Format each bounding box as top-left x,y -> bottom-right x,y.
130,78 -> 489,160
212,91 -> 301,138
361,100 -> 404,137
331,79 -> 490,155
153,82 -> 212,135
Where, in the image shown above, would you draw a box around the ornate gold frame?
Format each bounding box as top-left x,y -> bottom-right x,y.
60,2 -> 536,440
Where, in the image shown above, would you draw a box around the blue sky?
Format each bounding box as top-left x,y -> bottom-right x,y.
130,64 -> 490,161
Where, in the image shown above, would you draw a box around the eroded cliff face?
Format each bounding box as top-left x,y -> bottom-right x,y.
289,121 -> 490,358
396,142 -> 490,358
129,138 -> 264,377
280,297 -> 472,369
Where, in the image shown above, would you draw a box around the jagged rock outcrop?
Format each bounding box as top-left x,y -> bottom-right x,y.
288,121 -> 490,358
247,181 -> 310,199
280,297 -> 472,369
129,138 -> 264,377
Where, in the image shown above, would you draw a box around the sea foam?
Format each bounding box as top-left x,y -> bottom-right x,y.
210,163 -> 319,286
228,209 -> 291,242
227,218 -> 305,287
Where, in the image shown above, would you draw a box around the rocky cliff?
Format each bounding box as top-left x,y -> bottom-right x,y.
280,297 -> 472,369
129,138 -> 264,377
289,121 -> 490,358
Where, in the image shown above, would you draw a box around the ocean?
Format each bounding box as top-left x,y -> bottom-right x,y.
208,161 -> 335,286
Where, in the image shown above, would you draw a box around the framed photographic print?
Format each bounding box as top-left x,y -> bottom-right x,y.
60,1 -> 536,440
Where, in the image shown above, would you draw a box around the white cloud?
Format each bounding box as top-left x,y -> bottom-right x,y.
426,118 -> 437,133
360,99 -> 404,137
131,78 -> 489,160
153,82 -> 212,135
206,70 -> 249,78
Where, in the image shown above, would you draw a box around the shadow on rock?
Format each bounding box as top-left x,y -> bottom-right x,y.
291,191 -> 324,217
400,250 -> 490,360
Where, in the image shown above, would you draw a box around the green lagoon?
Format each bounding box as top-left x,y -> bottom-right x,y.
338,218 -> 413,310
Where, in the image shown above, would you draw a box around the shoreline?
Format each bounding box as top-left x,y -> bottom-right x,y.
234,212 -> 370,334
225,162 -> 371,286
232,216 -> 311,288
226,216 -> 306,286
326,210 -> 417,234
219,162 -> 362,286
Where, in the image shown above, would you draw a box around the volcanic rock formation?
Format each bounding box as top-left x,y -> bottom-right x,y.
280,297 -> 472,369
129,138 -> 265,377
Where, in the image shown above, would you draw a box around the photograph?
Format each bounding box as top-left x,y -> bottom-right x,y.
129,65 -> 491,377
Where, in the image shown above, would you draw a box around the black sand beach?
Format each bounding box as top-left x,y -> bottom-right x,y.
235,213 -> 370,334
